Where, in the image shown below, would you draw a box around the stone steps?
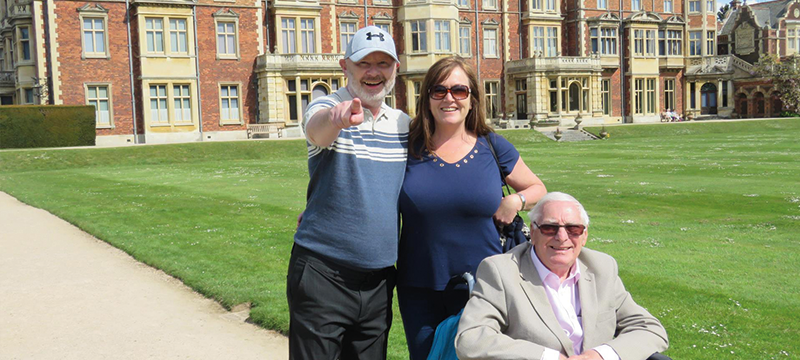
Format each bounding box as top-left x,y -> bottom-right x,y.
539,128 -> 601,142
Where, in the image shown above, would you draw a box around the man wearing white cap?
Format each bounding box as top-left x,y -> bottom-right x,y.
287,26 -> 409,359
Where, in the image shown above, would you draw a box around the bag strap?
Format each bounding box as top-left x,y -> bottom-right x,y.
484,134 -> 513,197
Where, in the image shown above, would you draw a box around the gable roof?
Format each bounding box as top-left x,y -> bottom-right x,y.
720,7 -> 740,35
720,0 -> 791,35
748,0 -> 790,29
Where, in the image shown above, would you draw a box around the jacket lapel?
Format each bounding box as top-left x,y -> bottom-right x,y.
517,244 -> 575,356
577,260 -> 597,350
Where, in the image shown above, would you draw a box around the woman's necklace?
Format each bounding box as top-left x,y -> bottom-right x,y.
431,133 -> 477,164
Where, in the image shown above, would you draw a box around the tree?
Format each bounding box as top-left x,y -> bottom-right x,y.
718,3 -> 731,21
752,54 -> 800,114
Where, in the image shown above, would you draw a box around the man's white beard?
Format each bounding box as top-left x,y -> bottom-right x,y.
345,69 -> 396,109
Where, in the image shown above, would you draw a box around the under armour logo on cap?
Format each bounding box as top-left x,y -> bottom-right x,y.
366,32 -> 385,41
344,26 -> 399,62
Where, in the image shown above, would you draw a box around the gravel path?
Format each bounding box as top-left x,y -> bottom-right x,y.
0,192 -> 288,360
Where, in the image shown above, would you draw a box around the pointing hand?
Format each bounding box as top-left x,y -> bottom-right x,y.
330,98 -> 365,129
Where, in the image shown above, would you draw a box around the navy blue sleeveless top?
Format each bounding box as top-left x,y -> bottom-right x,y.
398,132 -> 519,289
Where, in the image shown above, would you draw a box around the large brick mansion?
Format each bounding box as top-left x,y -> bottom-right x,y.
0,0 -> 794,144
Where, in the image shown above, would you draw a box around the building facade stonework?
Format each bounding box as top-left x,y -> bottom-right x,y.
0,0 -> 794,144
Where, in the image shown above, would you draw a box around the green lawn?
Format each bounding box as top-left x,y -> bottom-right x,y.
1,119 -> 798,359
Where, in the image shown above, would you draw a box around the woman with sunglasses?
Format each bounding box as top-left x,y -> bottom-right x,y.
397,56 -> 547,359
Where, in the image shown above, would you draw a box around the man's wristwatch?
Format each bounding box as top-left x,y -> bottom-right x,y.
517,193 -> 526,211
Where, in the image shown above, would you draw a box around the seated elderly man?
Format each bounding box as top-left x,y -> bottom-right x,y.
455,192 -> 669,360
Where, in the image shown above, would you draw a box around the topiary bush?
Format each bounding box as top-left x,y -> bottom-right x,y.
0,105 -> 96,149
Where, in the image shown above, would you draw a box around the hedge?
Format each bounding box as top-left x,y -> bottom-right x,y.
0,105 -> 96,149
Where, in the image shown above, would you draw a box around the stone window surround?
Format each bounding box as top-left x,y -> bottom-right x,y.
409,19 -> 428,54
787,25 -> 800,55
21,87 -> 36,104
529,0 -> 558,13
15,25 -> 33,65
658,27 -> 683,57
601,78 -> 611,115
482,19 -> 499,58
688,30 -> 702,57
371,13 -> 393,34
664,78 -> 676,112
219,82 -> 244,125
84,82 -> 114,129
339,11 -> 360,53
78,4 -> 110,60
688,0 -> 700,13
632,28 -> 657,57
633,77 -> 658,115
458,18 -> 472,56
140,14 -> 195,59
214,9 -> 240,60
484,79 -> 500,118
590,26 -> 618,55
433,20 -> 453,53
144,80 -> 197,127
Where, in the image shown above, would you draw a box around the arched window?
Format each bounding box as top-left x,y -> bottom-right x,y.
771,93 -> 783,117
312,84 -> 329,100
754,92 -> 765,117
701,83 -> 717,115
736,93 -> 748,117
569,82 -> 580,112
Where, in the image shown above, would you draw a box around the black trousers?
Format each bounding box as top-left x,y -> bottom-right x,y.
286,245 -> 395,360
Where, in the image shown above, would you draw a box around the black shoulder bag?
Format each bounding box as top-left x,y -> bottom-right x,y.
484,135 -> 531,253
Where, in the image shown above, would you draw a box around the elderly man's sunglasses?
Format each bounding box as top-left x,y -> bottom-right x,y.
533,222 -> 586,237
429,85 -> 471,100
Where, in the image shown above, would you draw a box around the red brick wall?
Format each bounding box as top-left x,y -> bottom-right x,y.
687,16 -> 704,27
195,6 -> 260,130
53,0 -> 135,137
659,70 -> 684,113
478,13 -> 504,80
604,69 -> 623,117
507,9 -> 520,61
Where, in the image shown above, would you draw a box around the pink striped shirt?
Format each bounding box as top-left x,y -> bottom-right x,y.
531,250 -> 619,360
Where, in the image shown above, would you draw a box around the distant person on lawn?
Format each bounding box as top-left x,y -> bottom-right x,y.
456,192 -> 670,360
286,26 -> 409,360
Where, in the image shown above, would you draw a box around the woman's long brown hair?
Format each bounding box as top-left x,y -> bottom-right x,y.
408,56 -> 493,159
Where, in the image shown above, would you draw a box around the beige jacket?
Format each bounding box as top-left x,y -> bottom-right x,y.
455,242 -> 668,360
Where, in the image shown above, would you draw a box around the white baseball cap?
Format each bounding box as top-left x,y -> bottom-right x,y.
344,26 -> 399,63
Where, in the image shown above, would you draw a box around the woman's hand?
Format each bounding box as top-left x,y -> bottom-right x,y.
493,194 -> 522,226
493,156 -> 547,226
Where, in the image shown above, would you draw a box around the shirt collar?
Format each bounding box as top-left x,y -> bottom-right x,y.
531,247 -> 581,286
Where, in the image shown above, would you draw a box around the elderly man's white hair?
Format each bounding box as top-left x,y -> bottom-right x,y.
528,192 -> 590,227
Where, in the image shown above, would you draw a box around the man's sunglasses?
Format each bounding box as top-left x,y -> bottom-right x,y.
429,85 -> 471,100
533,222 -> 586,237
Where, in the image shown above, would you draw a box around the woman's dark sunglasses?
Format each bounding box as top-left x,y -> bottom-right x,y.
429,85 -> 471,100
533,222 -> 586,237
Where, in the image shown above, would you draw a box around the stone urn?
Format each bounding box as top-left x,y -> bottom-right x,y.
528,113 -> 536,128
496,112 -> 507,128
599,126 -> 608,139
573,115 -> 583,130
554,128 -> 563,141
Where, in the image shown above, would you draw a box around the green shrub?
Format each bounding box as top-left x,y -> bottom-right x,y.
0,105 -> 96,149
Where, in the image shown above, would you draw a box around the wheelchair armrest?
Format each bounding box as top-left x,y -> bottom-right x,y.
647,353 -> 672,360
